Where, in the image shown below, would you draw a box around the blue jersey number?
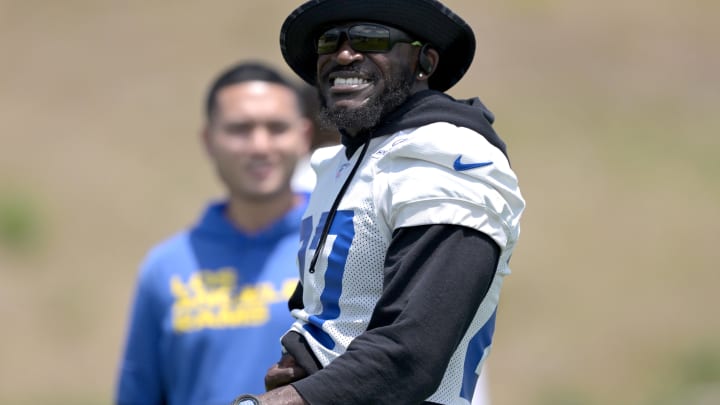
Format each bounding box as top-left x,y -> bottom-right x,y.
297,210 -> 355,349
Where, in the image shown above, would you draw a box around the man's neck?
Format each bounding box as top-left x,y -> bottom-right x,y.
225,190 -> 299,234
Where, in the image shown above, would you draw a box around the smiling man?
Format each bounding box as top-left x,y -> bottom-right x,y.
115,62 -> 315,405
230,1 -> 526,405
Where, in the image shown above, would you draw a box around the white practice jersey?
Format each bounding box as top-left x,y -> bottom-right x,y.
289,121 -> 525,404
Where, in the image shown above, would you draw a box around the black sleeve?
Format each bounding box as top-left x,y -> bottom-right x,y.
291,224 -> 500,405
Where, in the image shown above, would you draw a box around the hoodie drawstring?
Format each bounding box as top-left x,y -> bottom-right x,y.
308,138 -> 371,273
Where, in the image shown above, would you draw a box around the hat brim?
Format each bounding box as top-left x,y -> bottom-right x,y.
280,0 -> 475,92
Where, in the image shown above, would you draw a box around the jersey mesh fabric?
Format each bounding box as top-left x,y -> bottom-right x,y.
287,122 -> 524,404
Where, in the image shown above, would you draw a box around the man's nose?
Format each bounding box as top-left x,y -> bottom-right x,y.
334,40 -> 363,65
248,128 -> 272,151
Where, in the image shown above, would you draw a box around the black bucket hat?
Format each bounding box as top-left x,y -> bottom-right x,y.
279,0 -> 476,92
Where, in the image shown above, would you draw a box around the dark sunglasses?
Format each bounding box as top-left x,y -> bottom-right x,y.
316,23 -> 422,55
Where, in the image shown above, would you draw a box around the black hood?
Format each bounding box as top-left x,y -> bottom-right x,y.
341,90 -> 507,158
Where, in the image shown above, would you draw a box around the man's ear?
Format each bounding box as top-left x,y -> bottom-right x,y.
417,45 -> 440,78
201,125 -> 213,156
300,118 -> 313,155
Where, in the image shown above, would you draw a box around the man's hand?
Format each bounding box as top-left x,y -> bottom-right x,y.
265,353 -> 309,391
256,384 -> 307,405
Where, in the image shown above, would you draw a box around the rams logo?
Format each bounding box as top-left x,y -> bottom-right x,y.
170,269 -> 296,332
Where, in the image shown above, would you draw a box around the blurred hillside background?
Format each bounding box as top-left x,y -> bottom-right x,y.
1,0 -> 718,404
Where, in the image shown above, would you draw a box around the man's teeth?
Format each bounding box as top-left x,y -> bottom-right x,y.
333,77 -> 369,86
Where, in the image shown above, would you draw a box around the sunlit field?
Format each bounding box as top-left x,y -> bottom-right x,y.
1,1 -> 718,404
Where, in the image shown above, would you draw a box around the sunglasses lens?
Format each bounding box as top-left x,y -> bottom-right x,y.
316,25 -> 399,55
348,25 -> 391,52
317,29 -> 341,54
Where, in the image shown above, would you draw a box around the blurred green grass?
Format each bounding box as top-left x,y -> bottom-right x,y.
0,188 -> 45,255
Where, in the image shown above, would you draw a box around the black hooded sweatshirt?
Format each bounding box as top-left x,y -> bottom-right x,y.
287,90 -> 507,405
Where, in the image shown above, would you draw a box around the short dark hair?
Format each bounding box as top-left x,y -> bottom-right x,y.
204,61 -> 306,119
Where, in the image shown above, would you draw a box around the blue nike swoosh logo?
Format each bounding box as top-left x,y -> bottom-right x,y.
453,155 -> 493,171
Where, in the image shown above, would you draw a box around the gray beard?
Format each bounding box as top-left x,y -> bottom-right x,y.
319,70 -> 415,133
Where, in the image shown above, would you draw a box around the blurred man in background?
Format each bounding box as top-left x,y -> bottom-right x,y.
115,61 -> 318,405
